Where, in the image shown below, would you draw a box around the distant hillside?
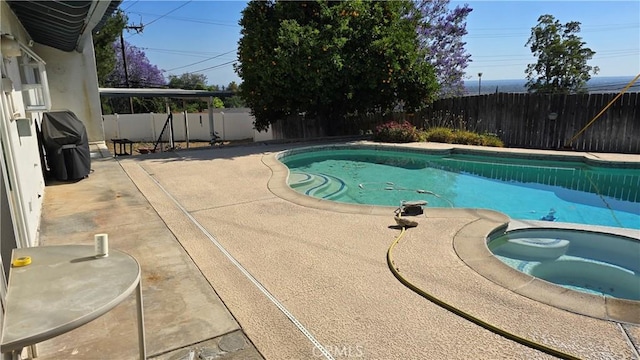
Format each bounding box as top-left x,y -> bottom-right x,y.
462,76 -> 639,95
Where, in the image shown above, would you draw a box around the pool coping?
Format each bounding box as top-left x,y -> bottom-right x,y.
264,141 -> 640,325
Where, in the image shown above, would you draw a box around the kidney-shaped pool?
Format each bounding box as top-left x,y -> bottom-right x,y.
281,145 -> 640,229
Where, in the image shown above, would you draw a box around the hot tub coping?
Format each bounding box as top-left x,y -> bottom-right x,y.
456,223 -> 640,325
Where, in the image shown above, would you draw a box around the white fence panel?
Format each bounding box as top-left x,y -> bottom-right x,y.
102,108 -> 272,143
185,113 -> 210,140
254,126 -> 272,142
215,110 -> 254,140
122,114 -> 154,141
102,114 -> 119,140
151,113 -> 167,141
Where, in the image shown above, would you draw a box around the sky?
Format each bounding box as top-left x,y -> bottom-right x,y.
120,0 -> 640,86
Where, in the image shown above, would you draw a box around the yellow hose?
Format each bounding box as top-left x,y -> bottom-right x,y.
566,73 -> 640,147
387,224 -> 581,360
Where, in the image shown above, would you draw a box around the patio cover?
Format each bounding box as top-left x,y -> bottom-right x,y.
6,0 -> 122,52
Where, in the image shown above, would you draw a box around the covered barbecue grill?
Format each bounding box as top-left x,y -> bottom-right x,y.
41,110 -> 91,181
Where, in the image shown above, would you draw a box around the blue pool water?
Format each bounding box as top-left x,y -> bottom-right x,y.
489,228 -> 640,301
282,147 -> 640,229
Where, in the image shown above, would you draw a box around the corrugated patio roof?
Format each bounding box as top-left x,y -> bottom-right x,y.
7,0 -> 121,52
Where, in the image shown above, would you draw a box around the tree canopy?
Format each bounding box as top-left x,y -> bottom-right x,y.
165,73 -> 239,111
236,0 -> 438,134
99,40 -> 166,114
107,42 -> 165,88
94,10 -> 164,114
525,14 -> 599,94
415,0 -> 472,98
167,73 -> 208,90
92,10 -> 126,86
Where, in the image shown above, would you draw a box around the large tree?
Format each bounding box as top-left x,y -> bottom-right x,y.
223,81 -> 245,108
103,42 -> 166,113
166,73 -> 226,112
236,0 -> 438,134
107,42 -> 165,88
415,0 -> 472,98
167,73 -> 208,90
525,14 -> 599,94
93,10 -> 126,86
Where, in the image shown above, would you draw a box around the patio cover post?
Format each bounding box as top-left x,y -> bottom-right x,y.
184,110 -> 189,149
208,96 -> 215,142
165,103 -> 174,149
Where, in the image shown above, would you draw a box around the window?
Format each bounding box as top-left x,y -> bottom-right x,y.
17,46 -> 50,111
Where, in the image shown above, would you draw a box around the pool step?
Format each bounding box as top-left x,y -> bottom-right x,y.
531,258 -> 640,300
501,238 -> 570,260
289,171 -> 348,200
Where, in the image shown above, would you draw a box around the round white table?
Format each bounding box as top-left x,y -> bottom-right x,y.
1,245 -> 146,359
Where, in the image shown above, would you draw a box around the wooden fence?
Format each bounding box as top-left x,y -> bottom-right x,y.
271,92 -> 639,154
271,112 -> 422,140
423,92 -> 639,154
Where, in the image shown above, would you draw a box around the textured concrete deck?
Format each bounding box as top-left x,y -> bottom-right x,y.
35,145 -> 262,360
33,141 -> 639,359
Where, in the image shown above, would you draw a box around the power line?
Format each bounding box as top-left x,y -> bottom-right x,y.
143,1 -> 193,27
465,24 -> 640,39
121,0 -> 139,12
126,1 -> 193,39
187,60 -> 237,74
471,51 -> 638,63
127,11 -> 238,27
593,53 -> 640,60
467,23 -> 639,32
142,47 -> 227,55
144,51 -> 233,60
471,48 -> 639,59
165,50 -> 237,72
140,48 -> 233,59
470,57 -> 637,68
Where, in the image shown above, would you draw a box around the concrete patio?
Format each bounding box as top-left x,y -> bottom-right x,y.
33,141 -> 639,359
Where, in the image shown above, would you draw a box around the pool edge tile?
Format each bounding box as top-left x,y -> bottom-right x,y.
606,297 -> 640,324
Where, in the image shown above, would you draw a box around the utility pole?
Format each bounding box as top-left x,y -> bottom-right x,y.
478,72 -> 483,96
120,23 -> 144,114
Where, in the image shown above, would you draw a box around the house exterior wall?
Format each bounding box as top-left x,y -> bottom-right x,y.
33,37 -> 104,143
1,0 -> 45,249
1,164 -> 17,277
1,0 -> 107,254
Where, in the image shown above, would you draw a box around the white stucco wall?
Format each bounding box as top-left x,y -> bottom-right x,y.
1,0 -> 45,248
33,37 -> 103,142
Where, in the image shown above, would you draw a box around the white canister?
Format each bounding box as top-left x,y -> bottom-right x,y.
95,233 -> 109,257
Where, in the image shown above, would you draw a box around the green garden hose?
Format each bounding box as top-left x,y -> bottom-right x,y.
387,224 -> 581,360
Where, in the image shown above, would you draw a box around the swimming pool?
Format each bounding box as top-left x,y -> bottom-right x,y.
281,146 -> 640,229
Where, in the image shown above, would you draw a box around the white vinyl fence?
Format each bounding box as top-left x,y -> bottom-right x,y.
102,108 -> 273,143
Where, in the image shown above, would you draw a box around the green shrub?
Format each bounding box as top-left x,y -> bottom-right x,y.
424,127 -> 504,147
452,130 -> 483,145
425,127 -> 454,143
374,121 -> 420,143
417,130 -> 429,142
480,134 -> 504,147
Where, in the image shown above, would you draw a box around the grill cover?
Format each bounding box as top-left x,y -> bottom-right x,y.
41,110 -> 91,181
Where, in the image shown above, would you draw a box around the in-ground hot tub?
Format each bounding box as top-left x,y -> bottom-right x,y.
488,228 -> 640,301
